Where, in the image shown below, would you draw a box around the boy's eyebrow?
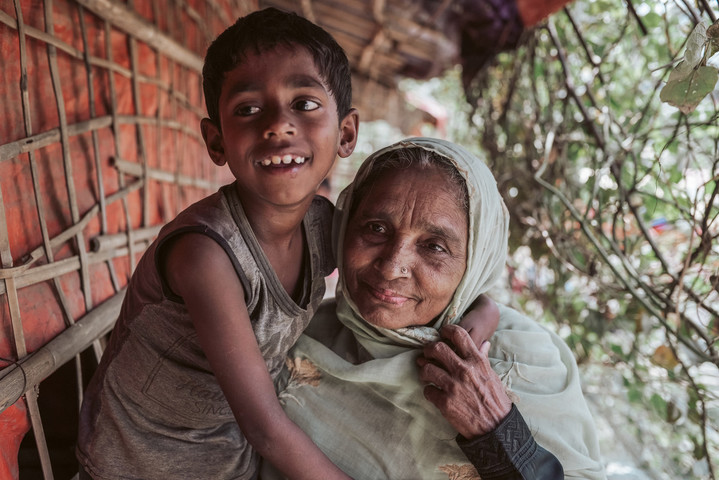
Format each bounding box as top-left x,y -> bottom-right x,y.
286,74 -> 326,90
225,74 -> 327,97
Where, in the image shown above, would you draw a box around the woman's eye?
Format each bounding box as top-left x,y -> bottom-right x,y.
364,223 -> 387,235
426,242 -> 447,253
295,99 -> 320,111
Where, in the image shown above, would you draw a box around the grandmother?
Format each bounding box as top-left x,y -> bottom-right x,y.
264,138 -> 605,479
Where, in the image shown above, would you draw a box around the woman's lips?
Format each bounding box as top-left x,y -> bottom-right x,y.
365,284 -> 410,306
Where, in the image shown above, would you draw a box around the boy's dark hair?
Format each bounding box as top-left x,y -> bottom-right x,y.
202,7 -> 353,127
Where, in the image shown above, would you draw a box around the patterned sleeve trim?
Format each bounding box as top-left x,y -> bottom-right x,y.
456,404 -> 564,479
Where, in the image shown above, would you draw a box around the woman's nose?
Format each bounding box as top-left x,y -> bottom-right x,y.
374,242 -> 412,279
263,108 -> 296,138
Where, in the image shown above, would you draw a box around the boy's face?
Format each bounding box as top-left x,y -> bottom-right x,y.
202,45 -> 358,210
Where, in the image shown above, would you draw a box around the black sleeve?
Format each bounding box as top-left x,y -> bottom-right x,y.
456,404 -> 564,479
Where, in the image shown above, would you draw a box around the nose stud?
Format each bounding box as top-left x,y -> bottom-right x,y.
400,266 -> 408,274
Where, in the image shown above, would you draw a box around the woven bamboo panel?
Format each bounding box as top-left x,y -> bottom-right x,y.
0,1 -> 536,477
0,1 -> 251,478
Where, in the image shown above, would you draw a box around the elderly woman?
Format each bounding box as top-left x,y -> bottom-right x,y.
264,138 -> 605,479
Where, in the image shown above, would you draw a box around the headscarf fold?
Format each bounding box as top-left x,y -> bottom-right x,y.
263,138 -> 605,480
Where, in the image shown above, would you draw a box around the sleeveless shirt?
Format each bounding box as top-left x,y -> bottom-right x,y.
77,184 -> 335,479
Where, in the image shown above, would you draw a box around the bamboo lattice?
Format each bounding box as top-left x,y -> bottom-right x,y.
0,1 -> 249,478
1,1 -> 465,477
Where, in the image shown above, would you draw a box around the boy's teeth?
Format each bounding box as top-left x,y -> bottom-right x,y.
261,156 -> 307,166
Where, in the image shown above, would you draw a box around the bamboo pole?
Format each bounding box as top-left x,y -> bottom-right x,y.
112,158 -> 220,190
91,225 -> 163,253
0,113 -> 203,164
0,290 -> 125,414
73,0 -> 203,72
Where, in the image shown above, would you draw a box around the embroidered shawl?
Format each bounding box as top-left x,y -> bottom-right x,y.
263,138 -> 605,479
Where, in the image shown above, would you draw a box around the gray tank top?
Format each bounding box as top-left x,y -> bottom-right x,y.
77,184 -> 335,479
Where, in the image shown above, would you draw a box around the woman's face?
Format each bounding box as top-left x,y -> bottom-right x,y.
343,165 -> 468,329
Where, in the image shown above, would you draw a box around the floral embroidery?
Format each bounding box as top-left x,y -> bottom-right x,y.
438,463 -> 481,479
285,357 -> 321,387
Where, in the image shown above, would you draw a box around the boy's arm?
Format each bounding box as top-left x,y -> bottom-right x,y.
164,233 -> 350,480
457,295 -> 500,348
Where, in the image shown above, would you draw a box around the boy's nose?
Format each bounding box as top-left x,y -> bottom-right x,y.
263,110 -> 296,138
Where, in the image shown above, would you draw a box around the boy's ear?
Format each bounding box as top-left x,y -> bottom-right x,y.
337,108 -> 359,158
200,118 -> 226,166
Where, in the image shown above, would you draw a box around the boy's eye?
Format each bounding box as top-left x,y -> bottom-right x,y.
294,99 -> 320,111
236,105 -> 260,116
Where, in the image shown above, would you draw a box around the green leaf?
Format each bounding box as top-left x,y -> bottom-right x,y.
627,385 -> 643,403
684,22 -> 708,69
669,168 -> 683,184
660,66 -> 719,114
642,195 -> 658,215
667,23 -> 710,84
650,393 -> 668,418
667,60 -> 692,83
642,12 -> 662,30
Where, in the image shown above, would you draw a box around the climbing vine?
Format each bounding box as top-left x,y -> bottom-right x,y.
407,1 -> 719,477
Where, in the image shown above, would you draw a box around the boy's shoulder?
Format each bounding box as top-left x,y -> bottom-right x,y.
162,187 -> 227,229
309,194 -> 335,218
307,194 -> 336,277
156,185 -> 237,247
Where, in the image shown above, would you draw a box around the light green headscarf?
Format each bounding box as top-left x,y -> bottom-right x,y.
264,138 -> 606,480
332,138 -> 510,358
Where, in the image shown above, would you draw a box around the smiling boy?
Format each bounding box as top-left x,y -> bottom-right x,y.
77,8 -> 357,480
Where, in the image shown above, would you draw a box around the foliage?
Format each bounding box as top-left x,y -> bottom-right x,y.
404,1 -> 719,478
661,20 -> 719,113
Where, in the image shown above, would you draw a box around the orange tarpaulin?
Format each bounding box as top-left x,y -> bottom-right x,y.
0,1 -> 243,477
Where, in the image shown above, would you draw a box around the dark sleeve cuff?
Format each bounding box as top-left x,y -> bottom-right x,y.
456,404 -> 564,479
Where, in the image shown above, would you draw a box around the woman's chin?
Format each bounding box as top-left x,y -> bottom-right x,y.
358,306 -> 433,331
357,306 -> 411,330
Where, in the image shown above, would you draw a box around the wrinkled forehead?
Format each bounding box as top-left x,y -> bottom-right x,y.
349,145 -> 470,216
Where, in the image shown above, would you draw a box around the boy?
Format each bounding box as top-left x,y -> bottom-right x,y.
77,7 -> 497,480
77,8 -> 356,479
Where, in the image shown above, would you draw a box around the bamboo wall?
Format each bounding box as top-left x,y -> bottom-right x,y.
0,1 -> 251,478
0,1 -> 544,477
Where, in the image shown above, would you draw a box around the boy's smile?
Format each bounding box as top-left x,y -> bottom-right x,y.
201,45 -> 358,212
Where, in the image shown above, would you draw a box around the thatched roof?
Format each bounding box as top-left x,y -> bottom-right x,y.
258,0 -> 459,129
258,0 -> 568,129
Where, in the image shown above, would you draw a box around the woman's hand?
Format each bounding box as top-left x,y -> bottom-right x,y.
417,324 -> 512,439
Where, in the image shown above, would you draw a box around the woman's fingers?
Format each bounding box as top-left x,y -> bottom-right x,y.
417,324 -> 512,438
438,324 -> 480,360
420,336 -> 466,379
417,355 -> 454,391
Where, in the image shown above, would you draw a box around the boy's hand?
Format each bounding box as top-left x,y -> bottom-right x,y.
457,295 -> 499,348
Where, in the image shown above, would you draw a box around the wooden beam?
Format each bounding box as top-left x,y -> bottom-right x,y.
74,0 -> 203,72
0,290 -> 125,413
